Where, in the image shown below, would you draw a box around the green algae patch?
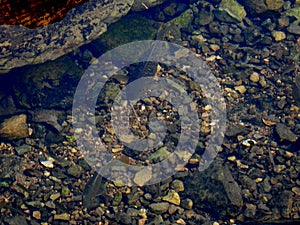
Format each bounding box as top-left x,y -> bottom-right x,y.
284,7 -> 300,20
215,0 -> 246,23
96,13 -> 157,51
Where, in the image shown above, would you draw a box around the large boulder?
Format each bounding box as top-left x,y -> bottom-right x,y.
0,0 -> 168,74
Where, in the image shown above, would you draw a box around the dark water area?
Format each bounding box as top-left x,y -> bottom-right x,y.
0,0 -> 300,224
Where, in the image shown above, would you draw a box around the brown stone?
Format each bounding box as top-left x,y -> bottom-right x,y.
0,114 -> 29,140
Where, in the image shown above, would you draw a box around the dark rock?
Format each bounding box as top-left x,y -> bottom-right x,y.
239,0 -> 268,14
287,20 -> 300,35
0,94 -> 23,117
240,175 -> 257,193
3,216 -> 28,225
163,3 -> 177,16
30,109 -> 63,132
293,73 -> 300,105
83,173 -> 106,209
118,213 -> 132,224
12,56 -> 83,109
275,123 -> 298,142
194,2 -> 214,26
270,190 -> 293,218
45,130 -> 64,145
244,204 -> 257,218
15,144 -> 31,156
225,124 -> 250,137
239,0 -> 283,14
184,159 -> 243,217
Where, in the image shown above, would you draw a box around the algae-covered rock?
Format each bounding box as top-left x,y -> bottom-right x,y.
94,14 -> 157,52
287,20 -> 300,35
157,9 -> 194,41
284,7 -> 300,34
284,7 -> 300,20
12,56 -> 83,109
214,0 -> 246,23
148,147 -> 171,162
67,165 -> 84,178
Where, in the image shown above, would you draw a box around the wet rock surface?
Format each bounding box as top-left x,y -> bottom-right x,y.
0,0 -> 169,74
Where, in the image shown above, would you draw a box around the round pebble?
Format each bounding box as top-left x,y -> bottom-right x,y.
250,72 -> 260,82
272,31 -> 286,41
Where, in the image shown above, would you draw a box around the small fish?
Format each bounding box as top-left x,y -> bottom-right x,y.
83,172 -> 106,209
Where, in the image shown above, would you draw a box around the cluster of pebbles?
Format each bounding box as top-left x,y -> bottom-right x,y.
0,0 -> 300,224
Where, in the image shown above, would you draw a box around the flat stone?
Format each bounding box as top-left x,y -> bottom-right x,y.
148,147 -> 171,162
149,202 -> 170,214
292,187 -> 300,196
54,213 -> 70,221
40,160 -> 54,169
50,192 -> 61,201
15,145 -> 31,156
276,123 -> 298,142
225,125 -> 250,137
61,186 -> 71,197
45,201 -> 56,209
134,168 -> 152,186
67,165 -> 84,178
274,165 -> 286,173
0,114 -> 29,140
3,216 -> 28,225
26,201 -> 44,208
